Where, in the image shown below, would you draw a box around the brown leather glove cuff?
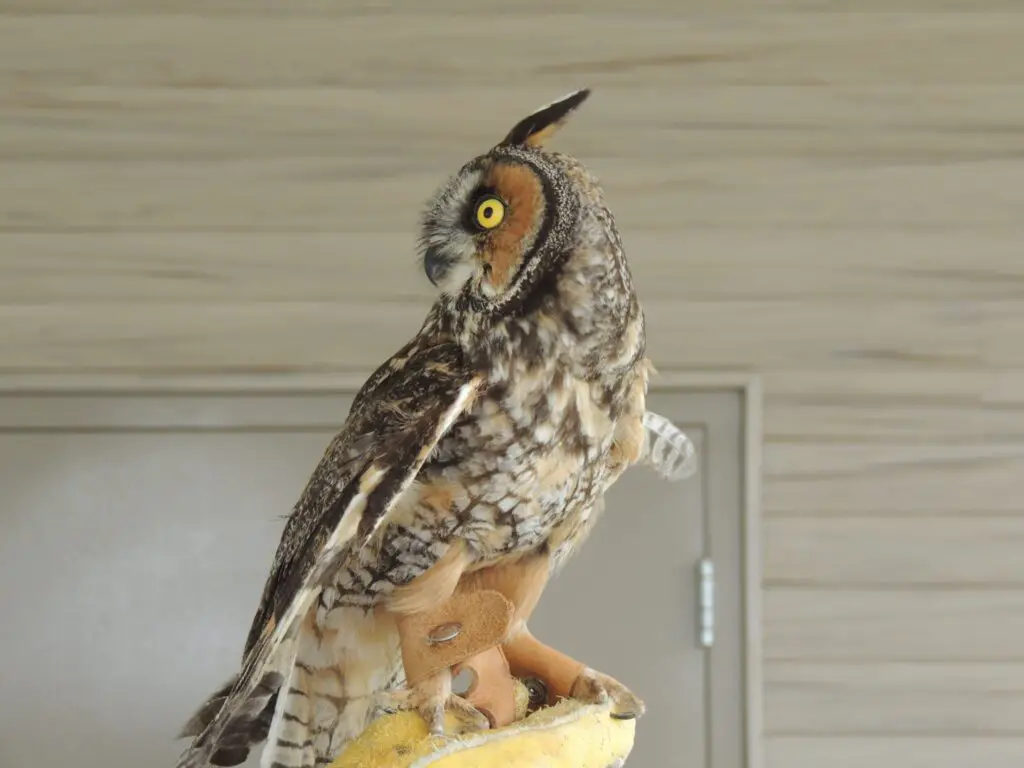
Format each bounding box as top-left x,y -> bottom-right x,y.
502,628 -> 587,707
454,646 -> 520,728
396,589 -> 515,688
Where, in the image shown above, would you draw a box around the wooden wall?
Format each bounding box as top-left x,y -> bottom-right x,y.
3,2 -> 1024,765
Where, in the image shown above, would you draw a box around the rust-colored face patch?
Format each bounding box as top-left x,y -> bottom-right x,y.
481,162 -> 545,291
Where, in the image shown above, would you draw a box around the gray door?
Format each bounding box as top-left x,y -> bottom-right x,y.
0,388 -> 746,768
531,389 -> 746,768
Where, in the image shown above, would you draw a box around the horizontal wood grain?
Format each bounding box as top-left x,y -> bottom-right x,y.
765,661 -> 1024,736
2,0 -> 1019,14
3,151 -> 1022,233
5,229 -> 1024,303
0,392 -> 358,430
0,298 -> 1019,373
1,13 -> 1021,89
0,233 -> 437,303
764,442 -> 1024,514
765,588 -> 1024,662
1,16 -> 1022,234
0,301 -> 419,373
765,370 -> 1024,442
765,517 -> 1024,586
4,84 -> 1022,168
766,737 -> 1024,768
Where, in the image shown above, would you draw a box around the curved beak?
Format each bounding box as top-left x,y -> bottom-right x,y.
423,246 -> 451,287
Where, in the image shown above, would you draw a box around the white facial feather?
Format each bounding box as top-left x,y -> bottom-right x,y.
421,166 -> 486,296
434,260 -> 477,295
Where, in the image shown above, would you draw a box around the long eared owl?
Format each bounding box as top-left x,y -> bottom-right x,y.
176,88 -> 685,768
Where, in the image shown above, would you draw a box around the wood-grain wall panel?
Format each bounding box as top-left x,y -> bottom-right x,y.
3,298 -> 1022,373
4,157 -> 1023,232
0,234 -> 436,303
2,14 -> 1022,89
765,517 -> 1024,586
5,85 -> 1022,170
0,302 -> 420,373
765,443 -> 1024,515
766,737 -> 1024,768
3,1 -> 1019,14
765,589 -> 1024,662
765,370 -> 1024,442
5,230 -> 1024,303
765,661 -> 1024,735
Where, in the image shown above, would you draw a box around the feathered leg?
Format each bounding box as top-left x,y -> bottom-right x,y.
381,542 -> 500,736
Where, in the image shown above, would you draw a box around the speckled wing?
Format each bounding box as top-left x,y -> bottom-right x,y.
176,334 -> 483,768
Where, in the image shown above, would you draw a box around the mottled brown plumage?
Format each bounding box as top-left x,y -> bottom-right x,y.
176,89 -> 669,768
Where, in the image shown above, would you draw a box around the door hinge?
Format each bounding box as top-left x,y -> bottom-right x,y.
698,557 -> 715,648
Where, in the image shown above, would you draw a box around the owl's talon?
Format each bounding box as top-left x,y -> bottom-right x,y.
383,674 -> 490,737
570,667 -> 646,720
610,711 -> 640,721
447,694 -> 492,733
421,693 -> 490,736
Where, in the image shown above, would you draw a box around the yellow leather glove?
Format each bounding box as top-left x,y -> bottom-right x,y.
330,681 -> 636,768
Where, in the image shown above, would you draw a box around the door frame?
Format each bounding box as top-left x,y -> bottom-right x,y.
0,370 -> 764,768
650,371 -> 764,768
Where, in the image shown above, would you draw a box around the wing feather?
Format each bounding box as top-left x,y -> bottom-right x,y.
175,334 -> 483,768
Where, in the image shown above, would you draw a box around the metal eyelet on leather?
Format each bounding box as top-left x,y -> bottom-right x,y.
522,676 -> 548,711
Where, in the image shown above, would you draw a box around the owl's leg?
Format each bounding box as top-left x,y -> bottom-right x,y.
384,542 -> 519,734
382,668 -> 490,736
466,550 -> 646,720
502,626 -> 646,720
387,589 -> 516,736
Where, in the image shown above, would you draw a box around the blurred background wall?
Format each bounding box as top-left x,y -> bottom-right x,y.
2,1 -> 1023,766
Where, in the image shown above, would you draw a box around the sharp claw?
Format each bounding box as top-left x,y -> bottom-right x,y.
381,679 -> 489,737
449,695 -> 491,732
570,667 -> 646,720
610,710 -> 640,721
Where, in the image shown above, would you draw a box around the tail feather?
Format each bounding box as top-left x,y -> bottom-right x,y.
261,663 -> 316,768
179,676 -> 238,740
640,410 -> 697,481
180,606 -> 403,768
176,670 -> 285,768
260,605 -> 403,768
208,682 -> 280,767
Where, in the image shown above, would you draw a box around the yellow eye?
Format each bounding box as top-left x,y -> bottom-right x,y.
474,195 -> 506,230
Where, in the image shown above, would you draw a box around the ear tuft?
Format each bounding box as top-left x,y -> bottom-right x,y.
500,88 -> 591,149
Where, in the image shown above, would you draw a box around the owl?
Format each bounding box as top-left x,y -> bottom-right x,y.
176,88 -> 691,768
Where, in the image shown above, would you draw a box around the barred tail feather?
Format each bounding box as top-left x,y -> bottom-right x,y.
261,605 -> 404,768
178,675 -> 239,740
261,664 -> 315,768
640,410 -> 697,481
180,608 -> 401,768
176,668 -> 286,768
260,670 -> 381,768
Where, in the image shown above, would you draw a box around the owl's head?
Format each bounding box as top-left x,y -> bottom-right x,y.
418,89 -> 593,314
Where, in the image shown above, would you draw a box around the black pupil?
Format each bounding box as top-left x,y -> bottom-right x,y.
482,205 -> 493,219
